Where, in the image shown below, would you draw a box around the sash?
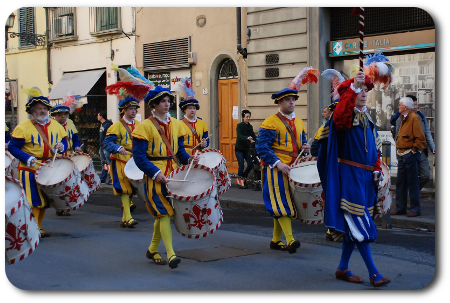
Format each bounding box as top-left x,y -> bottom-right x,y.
148,117 -> 181,165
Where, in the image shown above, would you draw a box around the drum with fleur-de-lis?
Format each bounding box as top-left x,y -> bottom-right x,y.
5,176 -> 40,265
374,161 -> 391,219
70,152 -> 100,194
166,164 -> 223,238
35,156 -> 89,213
197,149 -> 231,195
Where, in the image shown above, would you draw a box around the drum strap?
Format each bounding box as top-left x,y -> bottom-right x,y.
119,118 -> 133,137
30,118 -> 54,155
275,112 -> 301,154
182,118 -> 201,149
148,117 -> 181,165
272,148 -> 298,158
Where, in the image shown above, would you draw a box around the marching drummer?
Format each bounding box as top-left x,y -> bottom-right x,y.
255,70 -> 314,254
177,77 -> 209,155
49,104 -> 82,216
6,123 -> 11,149
132,86 -> 200,269
103,96 -> 141,228
8,87 -> 68,238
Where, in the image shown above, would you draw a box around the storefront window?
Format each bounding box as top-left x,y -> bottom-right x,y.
333,51 -> 435,171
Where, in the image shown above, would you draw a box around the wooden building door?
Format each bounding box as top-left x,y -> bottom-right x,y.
218,78 -> 239,174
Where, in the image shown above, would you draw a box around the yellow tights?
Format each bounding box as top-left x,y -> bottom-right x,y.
32,207 -> 46,231
121,195 -> 132,222
272,217 -> 295,245
148,216 -> 175,260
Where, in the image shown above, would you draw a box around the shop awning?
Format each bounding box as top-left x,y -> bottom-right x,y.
48,69 -> 105,100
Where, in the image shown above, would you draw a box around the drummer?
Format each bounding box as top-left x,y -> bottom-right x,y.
6,123 -> 11,149
103,96 -> 141,228
132,86 -> 200,269
255,83 -> 310,254
8,87 -> 68,238
49,104 -> 82,156
177,78 -> 209,155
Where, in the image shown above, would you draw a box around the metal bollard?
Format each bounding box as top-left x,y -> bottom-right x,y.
381,140 -> 392,229
381,141 -> 391,168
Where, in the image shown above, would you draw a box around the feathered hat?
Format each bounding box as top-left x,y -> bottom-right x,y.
176,77 -> 199,110
144,86 -> 175,106
271,67 -> 319,104
50,92 -> 83,115
321,69 -> 345,101
118,96 -> 140,111
363,52 -> 395,89
105,64 -> 154,101
24,87 -> 52,114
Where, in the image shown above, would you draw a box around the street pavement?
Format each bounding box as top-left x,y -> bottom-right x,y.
4,181 -> 436,292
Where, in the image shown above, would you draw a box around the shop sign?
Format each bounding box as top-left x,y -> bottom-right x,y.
147,72 -> 170,89
328,29 -> 435,57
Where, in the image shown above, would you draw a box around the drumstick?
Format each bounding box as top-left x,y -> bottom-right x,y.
184,150 -> 199,180
35,161 -> 52,167
51,150 -> 58,167
167,179 -> 195,183
293,138 -> 314,166
192,134 -> 213,150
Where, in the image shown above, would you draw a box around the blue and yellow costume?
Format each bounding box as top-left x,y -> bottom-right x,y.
103,97 -> 141,227
256,87 -> 307,253
49,105 -> 81,156
132,86 -> 191,268
317,76 -> 388,285
8,92 -> 68,236
5,123 -> 11,144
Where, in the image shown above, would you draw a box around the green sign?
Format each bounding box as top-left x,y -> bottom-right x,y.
147,72 -> 170,89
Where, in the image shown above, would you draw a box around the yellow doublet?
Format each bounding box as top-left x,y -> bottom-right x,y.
132,118 -> 187,174
106,120 -> 141,163
61,118 -> 78,155
314,122 -> 326,140
180,118 -> 209,155
11,119 -> 68,172
259,114 -> 306,165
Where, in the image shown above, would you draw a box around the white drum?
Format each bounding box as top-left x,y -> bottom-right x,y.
288,157 -> 324,224
374,161 -> 391,219
197,149 -> 231,195
5,176 -> 40,265
35,157 -> 89,212
124,157 -> 146,202
70,152 -> 100,194
167,164 -> 223,238
5,152 -> 19,179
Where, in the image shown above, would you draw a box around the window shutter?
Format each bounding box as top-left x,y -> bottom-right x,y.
19,7 -> 35,46
99,7 -> 118,31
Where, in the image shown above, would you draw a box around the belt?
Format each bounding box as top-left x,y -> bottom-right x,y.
147,156 -> 174,161
36,157 -> 51,160
397,149 -> 412,156
338,158 -> 374,172
273,148 -> 298,158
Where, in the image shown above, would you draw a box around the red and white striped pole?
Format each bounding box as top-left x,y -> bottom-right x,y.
351,7 -> 365,87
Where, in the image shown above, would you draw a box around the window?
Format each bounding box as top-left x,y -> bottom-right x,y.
18,7 -> 35,47
89,7 -> 122,35
143,37 -> 190,71
48,7 -> 76,41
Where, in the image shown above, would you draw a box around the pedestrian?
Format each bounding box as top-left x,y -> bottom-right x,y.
132,86 -> 200,269
256,69 -> 313,254
8,87 -> 68,238
49,104 -> 82,216
391,96 -> 427,217
390,95 -> 435,190
103,96 -> 141,228
317,71 -> 390,287
235,109 -> 257,189
177,78 -> 209,155
97,110 -> 113,185
311,105 -> 333,157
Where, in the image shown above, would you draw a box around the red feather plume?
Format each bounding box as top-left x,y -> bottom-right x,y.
105,81 -> 152,101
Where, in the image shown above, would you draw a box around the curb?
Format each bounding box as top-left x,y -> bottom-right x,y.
93,185 -> 435,232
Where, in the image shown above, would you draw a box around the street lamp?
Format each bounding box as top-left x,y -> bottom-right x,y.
5,12 -> 46,46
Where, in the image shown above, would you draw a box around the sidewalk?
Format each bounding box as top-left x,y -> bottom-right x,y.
96,176 -> 436,232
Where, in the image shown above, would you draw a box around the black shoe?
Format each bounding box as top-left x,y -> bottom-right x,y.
146,250 -> 167,265
168,255 -> 181,269
287,240 -> 301,254
270,241 -> 288,251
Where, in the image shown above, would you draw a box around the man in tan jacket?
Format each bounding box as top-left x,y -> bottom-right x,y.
391,97 -> 426,217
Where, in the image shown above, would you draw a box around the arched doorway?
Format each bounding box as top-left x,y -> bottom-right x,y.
217,59 -> 239,174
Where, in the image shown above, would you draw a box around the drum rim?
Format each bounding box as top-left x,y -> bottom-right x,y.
124,158 -> 144,182
5,175 -> 26,218
69,152 -> 93,172
166,164 -> 216,201
289,157 -> 321,187
198,148 -> 224,169
35,156 -> 78,188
